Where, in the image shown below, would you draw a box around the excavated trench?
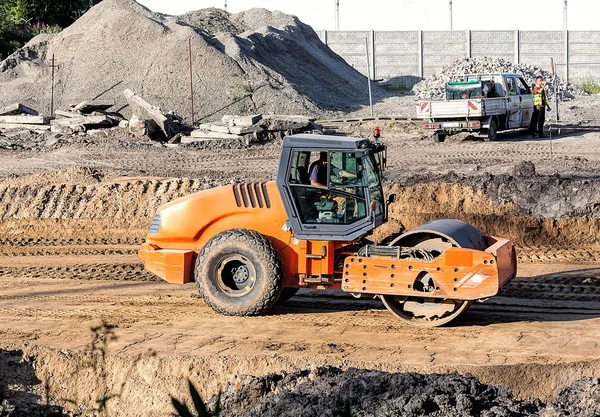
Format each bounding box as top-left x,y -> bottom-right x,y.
2,347 -> 600,416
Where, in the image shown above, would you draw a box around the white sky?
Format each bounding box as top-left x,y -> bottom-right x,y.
137,0 -> 599,31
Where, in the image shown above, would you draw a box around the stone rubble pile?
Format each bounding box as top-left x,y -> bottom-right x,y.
413,57 -> 581,100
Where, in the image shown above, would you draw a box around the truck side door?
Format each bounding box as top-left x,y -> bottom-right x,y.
517,77 -> 533,128
505,76 -> 522,128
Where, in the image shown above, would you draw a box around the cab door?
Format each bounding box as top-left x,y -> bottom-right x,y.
505,76 -> 522,128
517,77 -> 533,127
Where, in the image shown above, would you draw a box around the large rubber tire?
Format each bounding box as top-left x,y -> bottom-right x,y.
484,119 -> 498,142
195,229 -> 284,316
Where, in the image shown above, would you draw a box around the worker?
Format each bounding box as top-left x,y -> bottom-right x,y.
309,152 -> 356,188
529,76 -> 550,138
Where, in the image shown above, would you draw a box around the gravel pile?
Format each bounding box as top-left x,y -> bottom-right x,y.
413,57 -> 581,100
0,0 -> 381,121
211,367 -> 543,417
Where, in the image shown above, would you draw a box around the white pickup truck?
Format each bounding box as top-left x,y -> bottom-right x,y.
416,73 -> 534,142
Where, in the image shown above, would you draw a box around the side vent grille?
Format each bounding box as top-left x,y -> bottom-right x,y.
233,182 -> 271,209
148,214 -> 161,234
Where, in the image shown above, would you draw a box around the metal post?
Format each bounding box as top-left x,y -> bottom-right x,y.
335,0 -> 339,30
418,30 -> 424,79
50,54 -> 55,117
365,37 -> 373,117
563,0 -> 568,32
514,29 -> 520,64
448,0 -> 453,31
466,29 -> 471,58
551,57 -> 559,122
188,38 -> 195,125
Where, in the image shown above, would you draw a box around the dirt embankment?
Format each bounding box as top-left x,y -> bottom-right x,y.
3,166 -> 600,252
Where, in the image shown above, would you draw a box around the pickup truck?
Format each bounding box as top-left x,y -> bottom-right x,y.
416,73 -> 534,142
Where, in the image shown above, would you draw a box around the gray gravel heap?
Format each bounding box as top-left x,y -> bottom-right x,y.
412,57 -> 581,100
0,0 -> 383,121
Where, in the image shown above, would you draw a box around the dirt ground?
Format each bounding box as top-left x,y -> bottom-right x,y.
2,101 -> 600,415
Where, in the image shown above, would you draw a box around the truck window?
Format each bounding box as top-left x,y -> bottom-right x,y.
517,78 -> 531,95
506,78 -> 517,96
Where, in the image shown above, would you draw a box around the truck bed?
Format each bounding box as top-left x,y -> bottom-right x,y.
417,97 -> 508,119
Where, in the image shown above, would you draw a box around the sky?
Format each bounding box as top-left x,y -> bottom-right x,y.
136,0 -> 600,31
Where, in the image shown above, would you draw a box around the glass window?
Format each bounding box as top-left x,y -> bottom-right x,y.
363,154 -> 384,217
516,77 -> 530,95
290,187 -> 367,224
506,77 -> 517,96
287,150 -> 369,225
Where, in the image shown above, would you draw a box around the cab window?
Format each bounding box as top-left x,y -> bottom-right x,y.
517,77 -> 530,95
287,150 -> 368,225
506,77 -> 517,96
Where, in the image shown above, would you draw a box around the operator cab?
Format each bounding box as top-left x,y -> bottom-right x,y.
276,134 -> 387,241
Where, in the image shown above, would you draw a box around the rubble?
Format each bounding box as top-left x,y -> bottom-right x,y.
0,103 -> 38,116
70,100 -> 114,113
185,114 -> 321,145
0,115 -> 49,125
123,89 -> 170,138
413,57 -> 581,100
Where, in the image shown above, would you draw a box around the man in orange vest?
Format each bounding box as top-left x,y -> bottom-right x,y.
529,76 -> 549,138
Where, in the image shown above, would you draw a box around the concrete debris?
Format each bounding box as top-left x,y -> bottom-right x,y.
51,115 -> 113,127
0,123 -> 50,131
123,89 -> 170,138
128,116 -> 158,138
222,114 -> 262,127
54,110 -> 82,118
413,57 -> 581,100
187,114 -> 320,145
70,100 -> 114,113
0,115 -> 50,125
0,103 -> 38,116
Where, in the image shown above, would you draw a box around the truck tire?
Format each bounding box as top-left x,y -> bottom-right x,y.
195,229 -> 284,316
484,119 -> 498,142
432,132 -> 446,143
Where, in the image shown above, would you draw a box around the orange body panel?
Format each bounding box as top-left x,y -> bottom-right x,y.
138,181 -> 343,286
342,237 -> 516,300
138,246 -> 194,284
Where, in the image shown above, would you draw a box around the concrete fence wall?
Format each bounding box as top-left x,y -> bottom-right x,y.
318,30 -> 600,86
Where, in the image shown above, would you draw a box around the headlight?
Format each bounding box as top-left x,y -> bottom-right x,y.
148,214 -> 161,234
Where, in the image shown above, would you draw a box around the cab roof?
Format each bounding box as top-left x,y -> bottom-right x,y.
283,134 -> 371,150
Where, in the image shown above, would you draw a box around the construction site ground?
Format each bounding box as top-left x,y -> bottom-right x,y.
2,102 -> 600,415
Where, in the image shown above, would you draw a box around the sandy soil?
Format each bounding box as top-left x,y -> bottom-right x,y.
2,103 -> 600,415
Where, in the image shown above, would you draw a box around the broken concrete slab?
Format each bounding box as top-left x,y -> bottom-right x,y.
55,110 -> 82,118
123,89 -> 170,138
0,115 -> 50,125
71,100 -> 115,113
189,130 -> 245,140
229,125 -> 262,135
0,123 -> 50,131
222,114 -> 262,127
50,115 -> 113,127
0,103 -> 38,116
198,123 -> 231,134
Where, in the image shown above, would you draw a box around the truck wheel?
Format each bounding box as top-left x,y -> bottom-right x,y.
432,132 -> 446,143
484,120 -> 498,142
276,288 -> 299,304
195,229 -> 283,316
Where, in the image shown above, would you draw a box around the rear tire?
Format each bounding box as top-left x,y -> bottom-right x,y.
195,229 -> 283,316
484,119 -> 498,142
432,132 -> 446,143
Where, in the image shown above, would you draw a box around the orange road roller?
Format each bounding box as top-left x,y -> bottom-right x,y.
139,134 -> 517,326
